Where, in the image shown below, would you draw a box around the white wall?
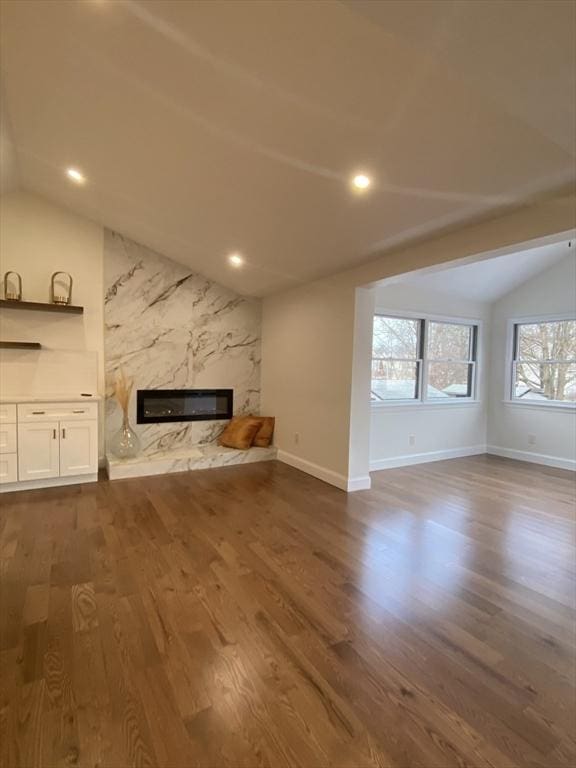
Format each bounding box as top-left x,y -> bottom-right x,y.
262,189 -> 576,490
0,190 -> 104,394
0,190 -> 105,454
370,283 -> 490,469
487,251 -> 576,470
347,287 -> 375,488
0,88 -> 19,196
261,278 -> 356,489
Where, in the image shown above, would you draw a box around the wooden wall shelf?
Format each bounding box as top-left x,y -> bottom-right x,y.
0,341 -> 42,350
0,299 -> 84,314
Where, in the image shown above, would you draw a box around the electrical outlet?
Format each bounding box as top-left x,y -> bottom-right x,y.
528,433 -> 536,446
409,433 -> 416,447
294,432 -> 300,446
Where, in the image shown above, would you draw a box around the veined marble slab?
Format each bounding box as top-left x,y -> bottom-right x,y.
106,444 -> 276,480
104,230 -> 261,456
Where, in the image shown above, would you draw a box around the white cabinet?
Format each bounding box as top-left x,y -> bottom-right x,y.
0,404 -> 16,424
0,399 -> 99,492
0,405 -> 17,486
0,453 -> 18,484
59,420 -> 98,477
0,424 -> 17,454
18,421 -> 60,481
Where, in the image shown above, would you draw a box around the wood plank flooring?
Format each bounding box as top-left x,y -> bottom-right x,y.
0,454 -> 575,767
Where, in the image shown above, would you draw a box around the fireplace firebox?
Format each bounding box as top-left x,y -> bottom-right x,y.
136,389 -> 233,424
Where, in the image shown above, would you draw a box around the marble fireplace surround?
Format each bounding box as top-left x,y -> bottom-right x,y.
104,230 -> 273,477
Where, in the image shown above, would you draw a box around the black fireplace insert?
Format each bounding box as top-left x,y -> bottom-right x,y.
136,389 -> 233,424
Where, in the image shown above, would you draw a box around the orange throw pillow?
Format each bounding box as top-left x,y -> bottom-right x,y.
251,415 -> 275,447
219,416 -> 262,450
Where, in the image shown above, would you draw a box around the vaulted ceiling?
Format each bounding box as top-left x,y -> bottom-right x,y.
1,0 -> 574,295
386,239 -> 573,303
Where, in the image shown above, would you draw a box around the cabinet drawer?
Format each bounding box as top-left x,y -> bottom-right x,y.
0,424 -> 17,454
18,402 -> 98,423
0,453 -> 17,484
0,404 -> 16,425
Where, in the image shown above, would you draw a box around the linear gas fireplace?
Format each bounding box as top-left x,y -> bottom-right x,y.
136,389 -> 233,424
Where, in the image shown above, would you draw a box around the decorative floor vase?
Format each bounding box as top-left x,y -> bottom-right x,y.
110,415 -> 141,459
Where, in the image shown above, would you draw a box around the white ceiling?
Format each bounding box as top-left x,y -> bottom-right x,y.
388,239 -> 573,303
1,0 -> 575,296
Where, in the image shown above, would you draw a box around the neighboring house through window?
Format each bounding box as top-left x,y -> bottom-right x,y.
371,314 -> 479,403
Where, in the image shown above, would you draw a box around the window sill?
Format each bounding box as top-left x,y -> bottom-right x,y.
502,400 -> 576,412
371,399 -> 481,410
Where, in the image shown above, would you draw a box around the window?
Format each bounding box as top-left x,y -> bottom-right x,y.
426,322 -> 477,399
372,316 -> 422,401
511,318 -> 576,404
371,314 -> 478,403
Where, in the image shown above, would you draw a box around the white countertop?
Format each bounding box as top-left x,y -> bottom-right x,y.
0,394 -> 102,404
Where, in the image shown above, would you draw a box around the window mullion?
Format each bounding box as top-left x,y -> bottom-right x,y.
420,319 -> 428,402
468,360 -> 476,398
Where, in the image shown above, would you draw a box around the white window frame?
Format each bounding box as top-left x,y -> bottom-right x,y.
371,309 -> 481,408
504,313 -> 576,410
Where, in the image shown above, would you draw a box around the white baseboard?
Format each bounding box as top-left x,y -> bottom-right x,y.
486,445 -> 576,472
370,443 -> 575,472
370,445 -> 486,472
0,473 -> 98,494
277,450 -> 371,492
279,441 -> 574,487
346,475 -> 372,492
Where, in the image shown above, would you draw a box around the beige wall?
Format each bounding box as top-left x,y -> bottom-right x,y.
487,250 -> 576,468
0,90 -> 19,196
261,190 -> 576,489
0,190 -> 104,453
261,278 -> 356,488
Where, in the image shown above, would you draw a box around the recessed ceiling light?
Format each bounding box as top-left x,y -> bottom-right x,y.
228,253 -> 244,267
352,173 -> 371,190
66,168 -> 86,184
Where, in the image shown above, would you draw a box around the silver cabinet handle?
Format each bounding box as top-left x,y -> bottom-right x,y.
62,428 -> 66,439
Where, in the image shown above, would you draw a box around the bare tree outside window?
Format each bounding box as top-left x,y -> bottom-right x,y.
371,315 -> 478,402
426,322 -> 475,398
371,316 -> 421,400
513,320 -> 576,402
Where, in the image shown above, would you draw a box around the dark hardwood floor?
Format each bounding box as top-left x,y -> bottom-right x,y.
0,455 -> 575,767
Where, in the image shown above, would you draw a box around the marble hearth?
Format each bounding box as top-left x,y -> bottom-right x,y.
106,444 -> 277,480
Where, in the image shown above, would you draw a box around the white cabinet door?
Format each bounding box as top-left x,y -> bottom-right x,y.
0,454 -> 18,484
0,424 -> 17,454
59,420 -> 98,477
0,404 -> 16,424
18,421 -> 60,481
